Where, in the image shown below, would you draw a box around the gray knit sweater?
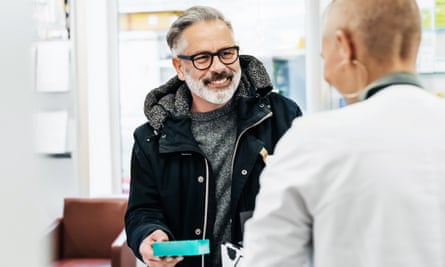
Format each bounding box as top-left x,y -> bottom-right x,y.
191,99 -> 237,267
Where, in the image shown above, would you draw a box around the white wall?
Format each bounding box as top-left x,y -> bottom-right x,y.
0,0 -> 50,266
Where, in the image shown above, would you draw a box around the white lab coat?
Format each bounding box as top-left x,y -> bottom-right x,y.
243,85 -> 445,267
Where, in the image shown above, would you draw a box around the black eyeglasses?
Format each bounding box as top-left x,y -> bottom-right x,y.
177,46 -> 240,70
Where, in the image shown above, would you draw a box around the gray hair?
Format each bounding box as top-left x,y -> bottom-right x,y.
166,6 -> 233,55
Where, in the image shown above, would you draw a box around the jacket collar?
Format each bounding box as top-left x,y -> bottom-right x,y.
143,55 -> 273,132
158,96 -> 272,154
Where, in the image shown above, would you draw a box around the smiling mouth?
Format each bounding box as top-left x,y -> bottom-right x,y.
207,77 -> 231,86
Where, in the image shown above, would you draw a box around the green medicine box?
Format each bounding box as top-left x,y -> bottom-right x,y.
152,239 -> 210,257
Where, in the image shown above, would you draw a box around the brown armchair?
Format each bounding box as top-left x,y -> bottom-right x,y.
49,197 -> 137,267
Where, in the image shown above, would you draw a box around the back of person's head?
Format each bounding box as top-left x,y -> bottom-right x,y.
321,0 -> 422,103
325,0 -> 421,66
166,6 -> 233,55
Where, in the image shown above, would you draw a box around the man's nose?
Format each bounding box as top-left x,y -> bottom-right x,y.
208,55 -> 226,72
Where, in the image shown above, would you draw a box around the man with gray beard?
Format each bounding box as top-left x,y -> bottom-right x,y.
124,5 -> 302,267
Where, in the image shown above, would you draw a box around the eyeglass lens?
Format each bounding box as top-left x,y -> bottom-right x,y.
193,47 -> 239,70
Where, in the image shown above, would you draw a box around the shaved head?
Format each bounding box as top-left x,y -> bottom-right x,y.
321,0 -> 422,104
324,0 -> 421,65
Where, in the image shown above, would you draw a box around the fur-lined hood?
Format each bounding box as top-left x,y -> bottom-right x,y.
143,55 -> 273,131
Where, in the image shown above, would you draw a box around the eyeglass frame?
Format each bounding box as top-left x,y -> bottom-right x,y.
176,45 -> 240,70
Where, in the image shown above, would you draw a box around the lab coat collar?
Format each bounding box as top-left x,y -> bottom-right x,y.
360,72 -> 423,101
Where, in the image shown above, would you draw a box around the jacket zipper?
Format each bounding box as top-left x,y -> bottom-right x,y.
226,110 -> 272,247
230,111 -> 273,179
201,158 -> 210,267
201,110 -> 272,267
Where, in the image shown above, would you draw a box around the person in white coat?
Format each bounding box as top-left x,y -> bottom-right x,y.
242,0 -> 445,267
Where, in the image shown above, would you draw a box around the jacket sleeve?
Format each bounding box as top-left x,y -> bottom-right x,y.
267,92 -> 303,152
124,129 -> 174,261
270,92 -> 303,123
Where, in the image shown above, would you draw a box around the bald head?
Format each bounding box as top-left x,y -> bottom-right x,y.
324,0 -> 421,66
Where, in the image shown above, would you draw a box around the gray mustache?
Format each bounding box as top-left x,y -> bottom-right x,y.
203,71 -> 233,85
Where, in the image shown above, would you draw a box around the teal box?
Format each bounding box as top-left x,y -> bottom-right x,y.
152,239 -> 210,257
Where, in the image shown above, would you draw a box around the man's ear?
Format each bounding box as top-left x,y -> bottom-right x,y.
335,29 -> 354,61
172,57 -> 185,81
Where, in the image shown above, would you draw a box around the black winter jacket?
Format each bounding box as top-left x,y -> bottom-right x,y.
125,55 -> 302,267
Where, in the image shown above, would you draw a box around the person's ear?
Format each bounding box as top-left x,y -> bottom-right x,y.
335,29 -> 354,61
172,57 -> 185,81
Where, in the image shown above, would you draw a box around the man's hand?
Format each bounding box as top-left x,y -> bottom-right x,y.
139,229 -> 184,267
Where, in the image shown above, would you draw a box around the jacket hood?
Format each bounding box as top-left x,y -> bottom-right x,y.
143,54 -> 273,131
